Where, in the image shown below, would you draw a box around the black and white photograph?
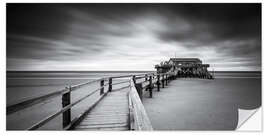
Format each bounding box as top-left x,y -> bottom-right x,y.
5,2 -> 262,131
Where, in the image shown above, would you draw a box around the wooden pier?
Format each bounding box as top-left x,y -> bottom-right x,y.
7,71 -> 176,130
74,87 -> 130,130
7,57 -> 213,130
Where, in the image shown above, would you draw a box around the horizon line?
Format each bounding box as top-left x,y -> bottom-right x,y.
6,70 -> 262,72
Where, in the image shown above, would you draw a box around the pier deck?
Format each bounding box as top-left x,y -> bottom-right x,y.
8,72 -> 175,130
74,88 -> 130,130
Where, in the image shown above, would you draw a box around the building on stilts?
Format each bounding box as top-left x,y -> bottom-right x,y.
155,58 -> 213,79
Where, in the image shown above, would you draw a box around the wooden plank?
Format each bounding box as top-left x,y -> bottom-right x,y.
76,123 -> 128,129
89,109 -> 128,113
80,119 -> 128,125
76,125 -> 128,130
64,91 -> 108,130
89,108 -> 128,112
90,109 -> 128,112
81,117 -> 127,122
96,100 -> 127,103
83,114 -> 128,118
86,111 -> 127,114
89,107 -> 127,110
79,120 -> 128,125
84,114 -> 128,118
76,127 -> 127,131
89,111 -> 128,114
74,87 -> 129,131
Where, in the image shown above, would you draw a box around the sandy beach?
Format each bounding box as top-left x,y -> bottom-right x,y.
6,72 -> 261,130
143,78 -> 261,130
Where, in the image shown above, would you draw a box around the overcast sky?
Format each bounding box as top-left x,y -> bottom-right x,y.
7,3 -> 261,71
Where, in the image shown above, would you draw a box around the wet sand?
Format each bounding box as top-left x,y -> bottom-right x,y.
143,78 -> 261,130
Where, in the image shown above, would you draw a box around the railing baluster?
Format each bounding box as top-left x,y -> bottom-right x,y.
162,74 -> 165,88
165,74 -> 168,86
157,74 -> 160,92
62,86 -> 71,128
100,79 -> 104,95
133,75 -> 136,84
149,75 -> 152,98
108,77 -> 112,92
133,75 -> 143,100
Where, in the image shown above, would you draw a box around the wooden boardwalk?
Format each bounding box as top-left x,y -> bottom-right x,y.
7,57 -> 215,130
74,88 -> 130,131
10,73 -> 173,130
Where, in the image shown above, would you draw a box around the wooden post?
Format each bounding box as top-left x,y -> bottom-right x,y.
62,86 -> 71,128
162,74 -> 165,88
157,74 -> 160,92
132,75 -> 144,100
149,75 -> 152,98
165,74 -> 168,86
212,68 -> 215,79
145,74 -> 148,82
133,75 -> 136,84
135,83 -> 143,100
145,75 -> 148,91
108,77 -> 112,92
100,79 -> 104,95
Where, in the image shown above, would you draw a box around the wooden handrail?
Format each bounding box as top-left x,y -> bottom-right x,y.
27,86 -> 103,130
7,87 -> 67,115
128,78 -> 153,130
111,80 -> 130,85
71,78 -> 103,90
8,71 -> 175,130
110,74 -> 133,79
7,79 -> 102,115
25,73 -> 155,129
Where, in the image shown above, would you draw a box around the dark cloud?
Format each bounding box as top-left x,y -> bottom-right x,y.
156,4 -> 261,43
6,3 -> 261,71
7,4 -> 72,40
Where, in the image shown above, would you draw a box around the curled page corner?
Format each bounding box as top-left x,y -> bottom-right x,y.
236,107 -> 261,131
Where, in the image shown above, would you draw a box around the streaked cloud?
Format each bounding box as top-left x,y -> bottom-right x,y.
7,3 -> 261,71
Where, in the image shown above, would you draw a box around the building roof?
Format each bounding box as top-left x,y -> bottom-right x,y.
169,58 -> 202,63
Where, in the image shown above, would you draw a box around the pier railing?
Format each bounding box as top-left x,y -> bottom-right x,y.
7,71 -> 175,130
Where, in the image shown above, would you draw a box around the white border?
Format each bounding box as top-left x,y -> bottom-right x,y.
237,107 -> 262,131
1,1 -> 267,135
